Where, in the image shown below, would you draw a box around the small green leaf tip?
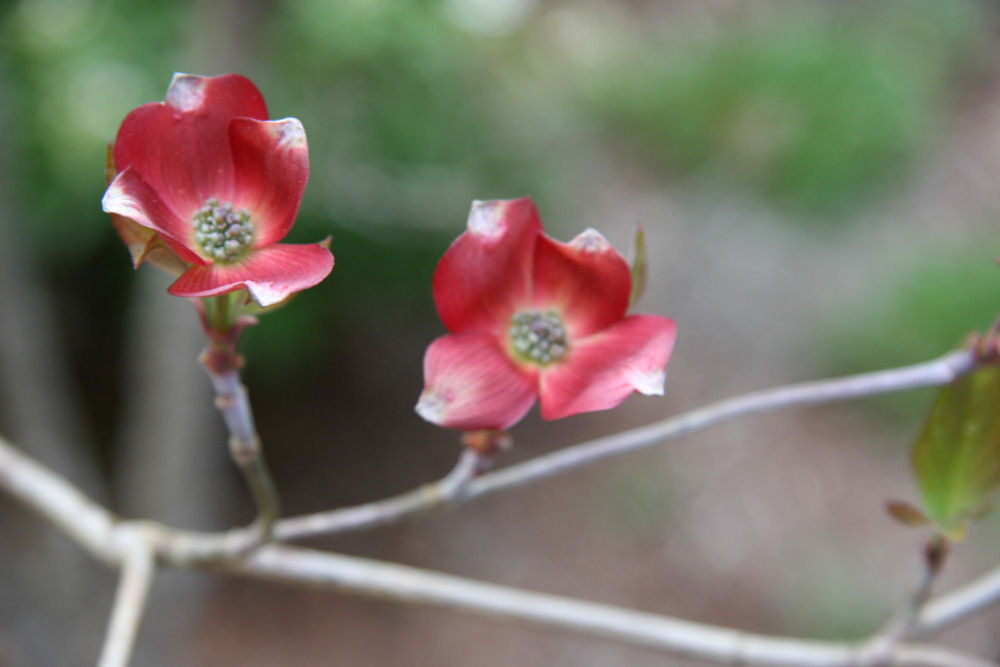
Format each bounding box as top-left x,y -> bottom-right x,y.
628,223 -> 647,309
911,366 -> 1000,541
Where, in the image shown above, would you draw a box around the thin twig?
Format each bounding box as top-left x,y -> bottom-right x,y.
144,347 -> 983,554
466,348 -> 977,500
277,347 -> 978,541
866,536 -> 949,662
436,447 -> 485,498
273,446 -> 484,541
97,534 -> 155,667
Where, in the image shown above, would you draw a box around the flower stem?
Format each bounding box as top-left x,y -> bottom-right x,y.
242,451 -> 281,535
202,292 -> 242,333
198,294 -> 281,541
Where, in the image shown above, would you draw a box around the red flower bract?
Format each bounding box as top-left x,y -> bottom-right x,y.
416,198 -> 677,431
102,73 -> 333,307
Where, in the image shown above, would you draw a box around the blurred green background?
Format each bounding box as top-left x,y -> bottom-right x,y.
2,0 -> 999,665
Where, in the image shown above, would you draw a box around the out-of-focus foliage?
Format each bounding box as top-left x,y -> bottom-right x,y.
0,0 -> 987,375
0,0 -> 578,371
268,1 -> 562,236
816,240 -> 1000,422
779,551 -> 886,640
240,224 -> 448,377
584,1 -> 978,221
911,366 -> 1000,540
2,0 -> 184,258
816,238 -> 1000,421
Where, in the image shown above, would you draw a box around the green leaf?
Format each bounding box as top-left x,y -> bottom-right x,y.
628,224 -> 648,309
912,366 -> 1000,539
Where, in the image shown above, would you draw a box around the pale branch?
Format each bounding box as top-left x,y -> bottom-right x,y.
916,564 -> 1000,637
94,347 -> 986,555
0,432 -> 116,563
97,536 -> 155,667
276,347 -> 979,541
0,431 -> 997,666
435,447 -> 486,497
272,446 -> 485,541
215,544 -> 993,667
151,449 -> 488,563
464,347 -> 978,499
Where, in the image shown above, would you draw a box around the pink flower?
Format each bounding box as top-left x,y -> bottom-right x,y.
416,198 -> 677,431
102,73 -> 333,307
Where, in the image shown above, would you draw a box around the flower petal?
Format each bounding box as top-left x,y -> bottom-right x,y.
111,73 -> 268,221
103,167 -> 207,265
433,198 -> 542,335
110,214 -> 189,275
532,228 -> 632,339
229,117 -> 309,245
167,243 -> 334,307
109,212 -> 158,266
539,314 -> 677,421
416,333 -> 538,431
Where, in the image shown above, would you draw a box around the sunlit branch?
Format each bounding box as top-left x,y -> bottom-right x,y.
277,347 -> 979,541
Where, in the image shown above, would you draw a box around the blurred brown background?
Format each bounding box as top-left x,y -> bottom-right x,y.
1,0 -> 1000,664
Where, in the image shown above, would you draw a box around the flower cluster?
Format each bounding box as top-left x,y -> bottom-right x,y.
103,73 -> 333,307
416,198 -> 677,431
104,76 -> 676,435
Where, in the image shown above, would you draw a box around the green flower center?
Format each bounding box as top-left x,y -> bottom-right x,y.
193,197 -> 255,262
509,309 -> 569,365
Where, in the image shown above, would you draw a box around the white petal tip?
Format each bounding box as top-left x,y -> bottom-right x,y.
467,200 -> 506,239
630,368 -> 666,396
101,179 -> 143,219
415,389 -> 447,424
245,282 -> 283,308
570,228 -> 612,253
166,73 -> 206,112
273,118 -> 307,148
